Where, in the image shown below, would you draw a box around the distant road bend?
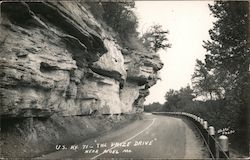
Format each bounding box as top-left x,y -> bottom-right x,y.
40,114 -> 209,159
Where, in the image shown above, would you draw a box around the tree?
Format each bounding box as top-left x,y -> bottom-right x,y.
203,1 -> 249,102
140,24 -> 171,52
165,89 -> 180,111
144,102 -> 164,112
164,86 -> 195,111
192,59 -> 222,100
202,1 -> 249,154
178,86 -> 196,102
101,2 -> 138,39
87,2 -> 148,51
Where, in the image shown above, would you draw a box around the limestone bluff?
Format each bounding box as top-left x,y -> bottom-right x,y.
0,1 -> 163,117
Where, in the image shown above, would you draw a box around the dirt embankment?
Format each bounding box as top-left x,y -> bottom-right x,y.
1,113 -> 140,158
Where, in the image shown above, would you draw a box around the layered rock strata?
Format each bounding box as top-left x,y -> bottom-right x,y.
0,1 -> 163,117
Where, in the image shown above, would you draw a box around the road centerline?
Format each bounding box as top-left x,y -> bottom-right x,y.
91,118 -> 156,159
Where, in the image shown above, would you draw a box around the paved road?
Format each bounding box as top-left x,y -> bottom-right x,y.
40,114 -> 208,159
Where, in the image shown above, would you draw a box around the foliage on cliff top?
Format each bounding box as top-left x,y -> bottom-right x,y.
86,2 -> 170,53
86,2 -> 139,49
140,24 -> 171,52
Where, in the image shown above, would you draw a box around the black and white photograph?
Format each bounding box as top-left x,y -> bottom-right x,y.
0,0 -> 250,159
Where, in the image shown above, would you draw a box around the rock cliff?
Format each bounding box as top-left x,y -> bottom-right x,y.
0,2 -> 164,158
0,1 -> 163,118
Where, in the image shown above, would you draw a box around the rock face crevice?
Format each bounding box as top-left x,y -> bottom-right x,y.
0,1 -> 163,118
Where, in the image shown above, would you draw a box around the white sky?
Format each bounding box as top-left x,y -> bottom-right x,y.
135,1 -> 214,104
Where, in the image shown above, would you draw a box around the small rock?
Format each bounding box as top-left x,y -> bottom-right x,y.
26,47 -> 38,54
12,48 -> 20,53
20,29 -> 31,36
12,48 -> 28,57
16,52 -> 28,57
121,48 -> 130,55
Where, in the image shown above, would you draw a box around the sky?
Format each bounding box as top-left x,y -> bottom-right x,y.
135,1 -> 214,104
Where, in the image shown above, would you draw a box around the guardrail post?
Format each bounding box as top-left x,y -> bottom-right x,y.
218,135 -> 229,159
203,121 -> 208,143
203,121 -> 208,130
208,126 -> 216,158
200,118 -> 204,134
200,118 -> 204,126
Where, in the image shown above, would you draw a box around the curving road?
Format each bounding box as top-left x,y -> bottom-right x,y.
39,114 -> 209,159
